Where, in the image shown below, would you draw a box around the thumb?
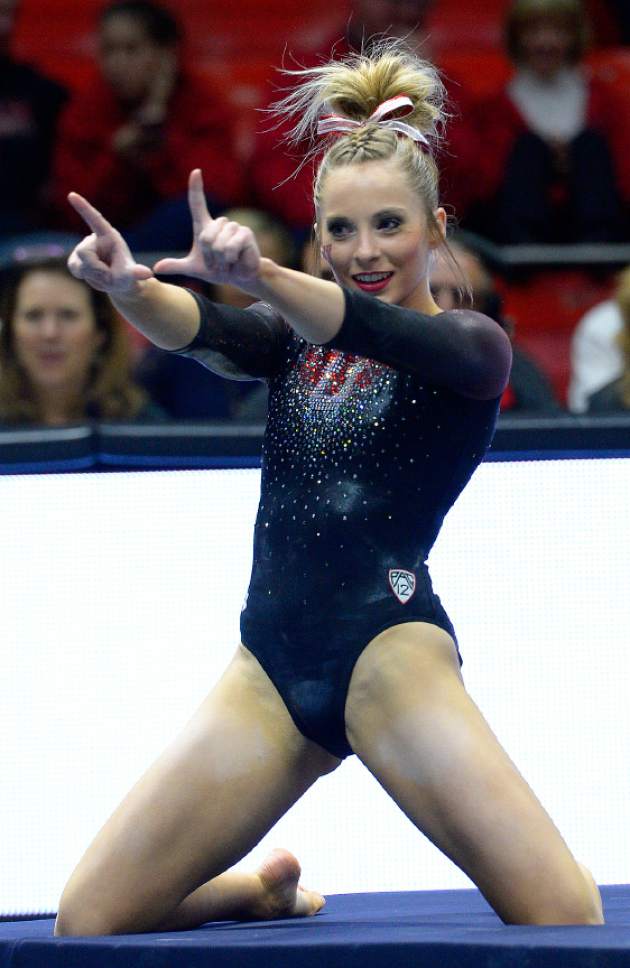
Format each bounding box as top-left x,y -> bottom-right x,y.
132,264 -> 154,281
153,256 -> 193,276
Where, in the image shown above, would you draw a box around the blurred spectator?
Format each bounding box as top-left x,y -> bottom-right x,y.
430,240 -> 562,413
51,0 -> 243,250
212,208 -> 297,309
136,209 -> 296,420
568,273 -> 625,411
249,0 -> 481,240
339,0 -> 436,54
0,256 -> 163,425
472,0 -> 625,243
0,0 -> 68,236
586,266 -> 630,411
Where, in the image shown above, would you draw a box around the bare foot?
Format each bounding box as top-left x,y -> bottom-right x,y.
252,848 -> 325,920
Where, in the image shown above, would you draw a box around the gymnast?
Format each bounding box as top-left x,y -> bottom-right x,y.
54,42 -> 603,935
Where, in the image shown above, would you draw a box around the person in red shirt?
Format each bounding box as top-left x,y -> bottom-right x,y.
51,0 -> 243,249
472,0 -> 625,243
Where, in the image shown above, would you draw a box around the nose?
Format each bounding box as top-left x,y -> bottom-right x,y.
353,227 -> 380,265
39,314 -> 62,338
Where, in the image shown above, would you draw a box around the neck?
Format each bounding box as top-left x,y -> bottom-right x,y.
522,63 -> 567,84
404,282 -> 442,316
35,385 -> 86,426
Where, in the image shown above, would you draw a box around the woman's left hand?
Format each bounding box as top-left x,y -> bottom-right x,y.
153,169 -> 263,291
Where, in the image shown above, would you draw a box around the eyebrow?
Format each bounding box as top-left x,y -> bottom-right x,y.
325,207 -> 407,222
373,207 -> 407,217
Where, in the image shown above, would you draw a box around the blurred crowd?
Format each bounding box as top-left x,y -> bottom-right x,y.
0,0 -> 629,427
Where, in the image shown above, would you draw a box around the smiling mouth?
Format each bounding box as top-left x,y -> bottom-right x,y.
352,271 -> 394,292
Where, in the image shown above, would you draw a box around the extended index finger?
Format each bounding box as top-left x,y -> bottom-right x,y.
188,169 -> 212,232
67,192 -> 116,237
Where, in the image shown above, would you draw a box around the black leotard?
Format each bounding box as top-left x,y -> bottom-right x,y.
176,287 -> 510,757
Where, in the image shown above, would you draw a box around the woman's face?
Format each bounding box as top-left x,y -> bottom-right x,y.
318,157 -> 445,312
12,270 -> 104,396
518,16 -> 575,77
99,14 -> 166,103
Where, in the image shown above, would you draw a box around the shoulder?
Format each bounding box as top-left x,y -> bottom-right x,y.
172,69 -> 231,116
444,307 -> 511,343
573,299 -> 623,338
586,70 -> 613,102
59,75 -> 117,120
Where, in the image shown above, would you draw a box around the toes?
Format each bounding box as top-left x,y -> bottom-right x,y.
295,887 -> 326,917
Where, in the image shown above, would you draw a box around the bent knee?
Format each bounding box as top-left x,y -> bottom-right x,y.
55,893 -> 132,937
55,905 -> 111,937
522,900 -> 604,926
512,878 -> 604,926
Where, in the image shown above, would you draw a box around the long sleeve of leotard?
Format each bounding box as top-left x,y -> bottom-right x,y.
173,290 -> 290,381
328,287 -> 512,399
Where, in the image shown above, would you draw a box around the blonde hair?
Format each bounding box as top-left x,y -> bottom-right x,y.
616,266 -> 630,409
0,258 -> 148,425
274,41 -> 447,241
506,0 -> 589,65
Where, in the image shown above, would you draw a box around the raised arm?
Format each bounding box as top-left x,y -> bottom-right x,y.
66,184 -> 289,379
242,263 -> 511,400
78,169 -> 508,398
67,192 -> 199,350
151,169 -> 346,345
326,288 -> 513,400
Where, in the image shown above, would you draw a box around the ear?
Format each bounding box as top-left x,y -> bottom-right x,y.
430,208 -> 447,248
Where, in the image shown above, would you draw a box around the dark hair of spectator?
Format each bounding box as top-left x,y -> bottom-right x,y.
505,0 -> 589,65
616,267 -> 630,409
0,257 -> 148,424
99,0 -> 181,47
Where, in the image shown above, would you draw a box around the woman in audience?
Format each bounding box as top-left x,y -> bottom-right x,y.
474,0 -> 625,243
0,256 -> 162,425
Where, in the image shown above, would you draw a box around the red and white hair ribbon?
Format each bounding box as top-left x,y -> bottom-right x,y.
316,94 -> 430,150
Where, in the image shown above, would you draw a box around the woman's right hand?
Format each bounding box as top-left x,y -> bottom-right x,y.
66,192 -> 154,294
153,169 -> 263,293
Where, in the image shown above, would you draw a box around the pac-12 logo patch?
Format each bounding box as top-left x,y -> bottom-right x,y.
388,569 -> 416,604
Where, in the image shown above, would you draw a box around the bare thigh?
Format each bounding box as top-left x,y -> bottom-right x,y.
57,644 -> 339,935
344,623 -> 602,925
